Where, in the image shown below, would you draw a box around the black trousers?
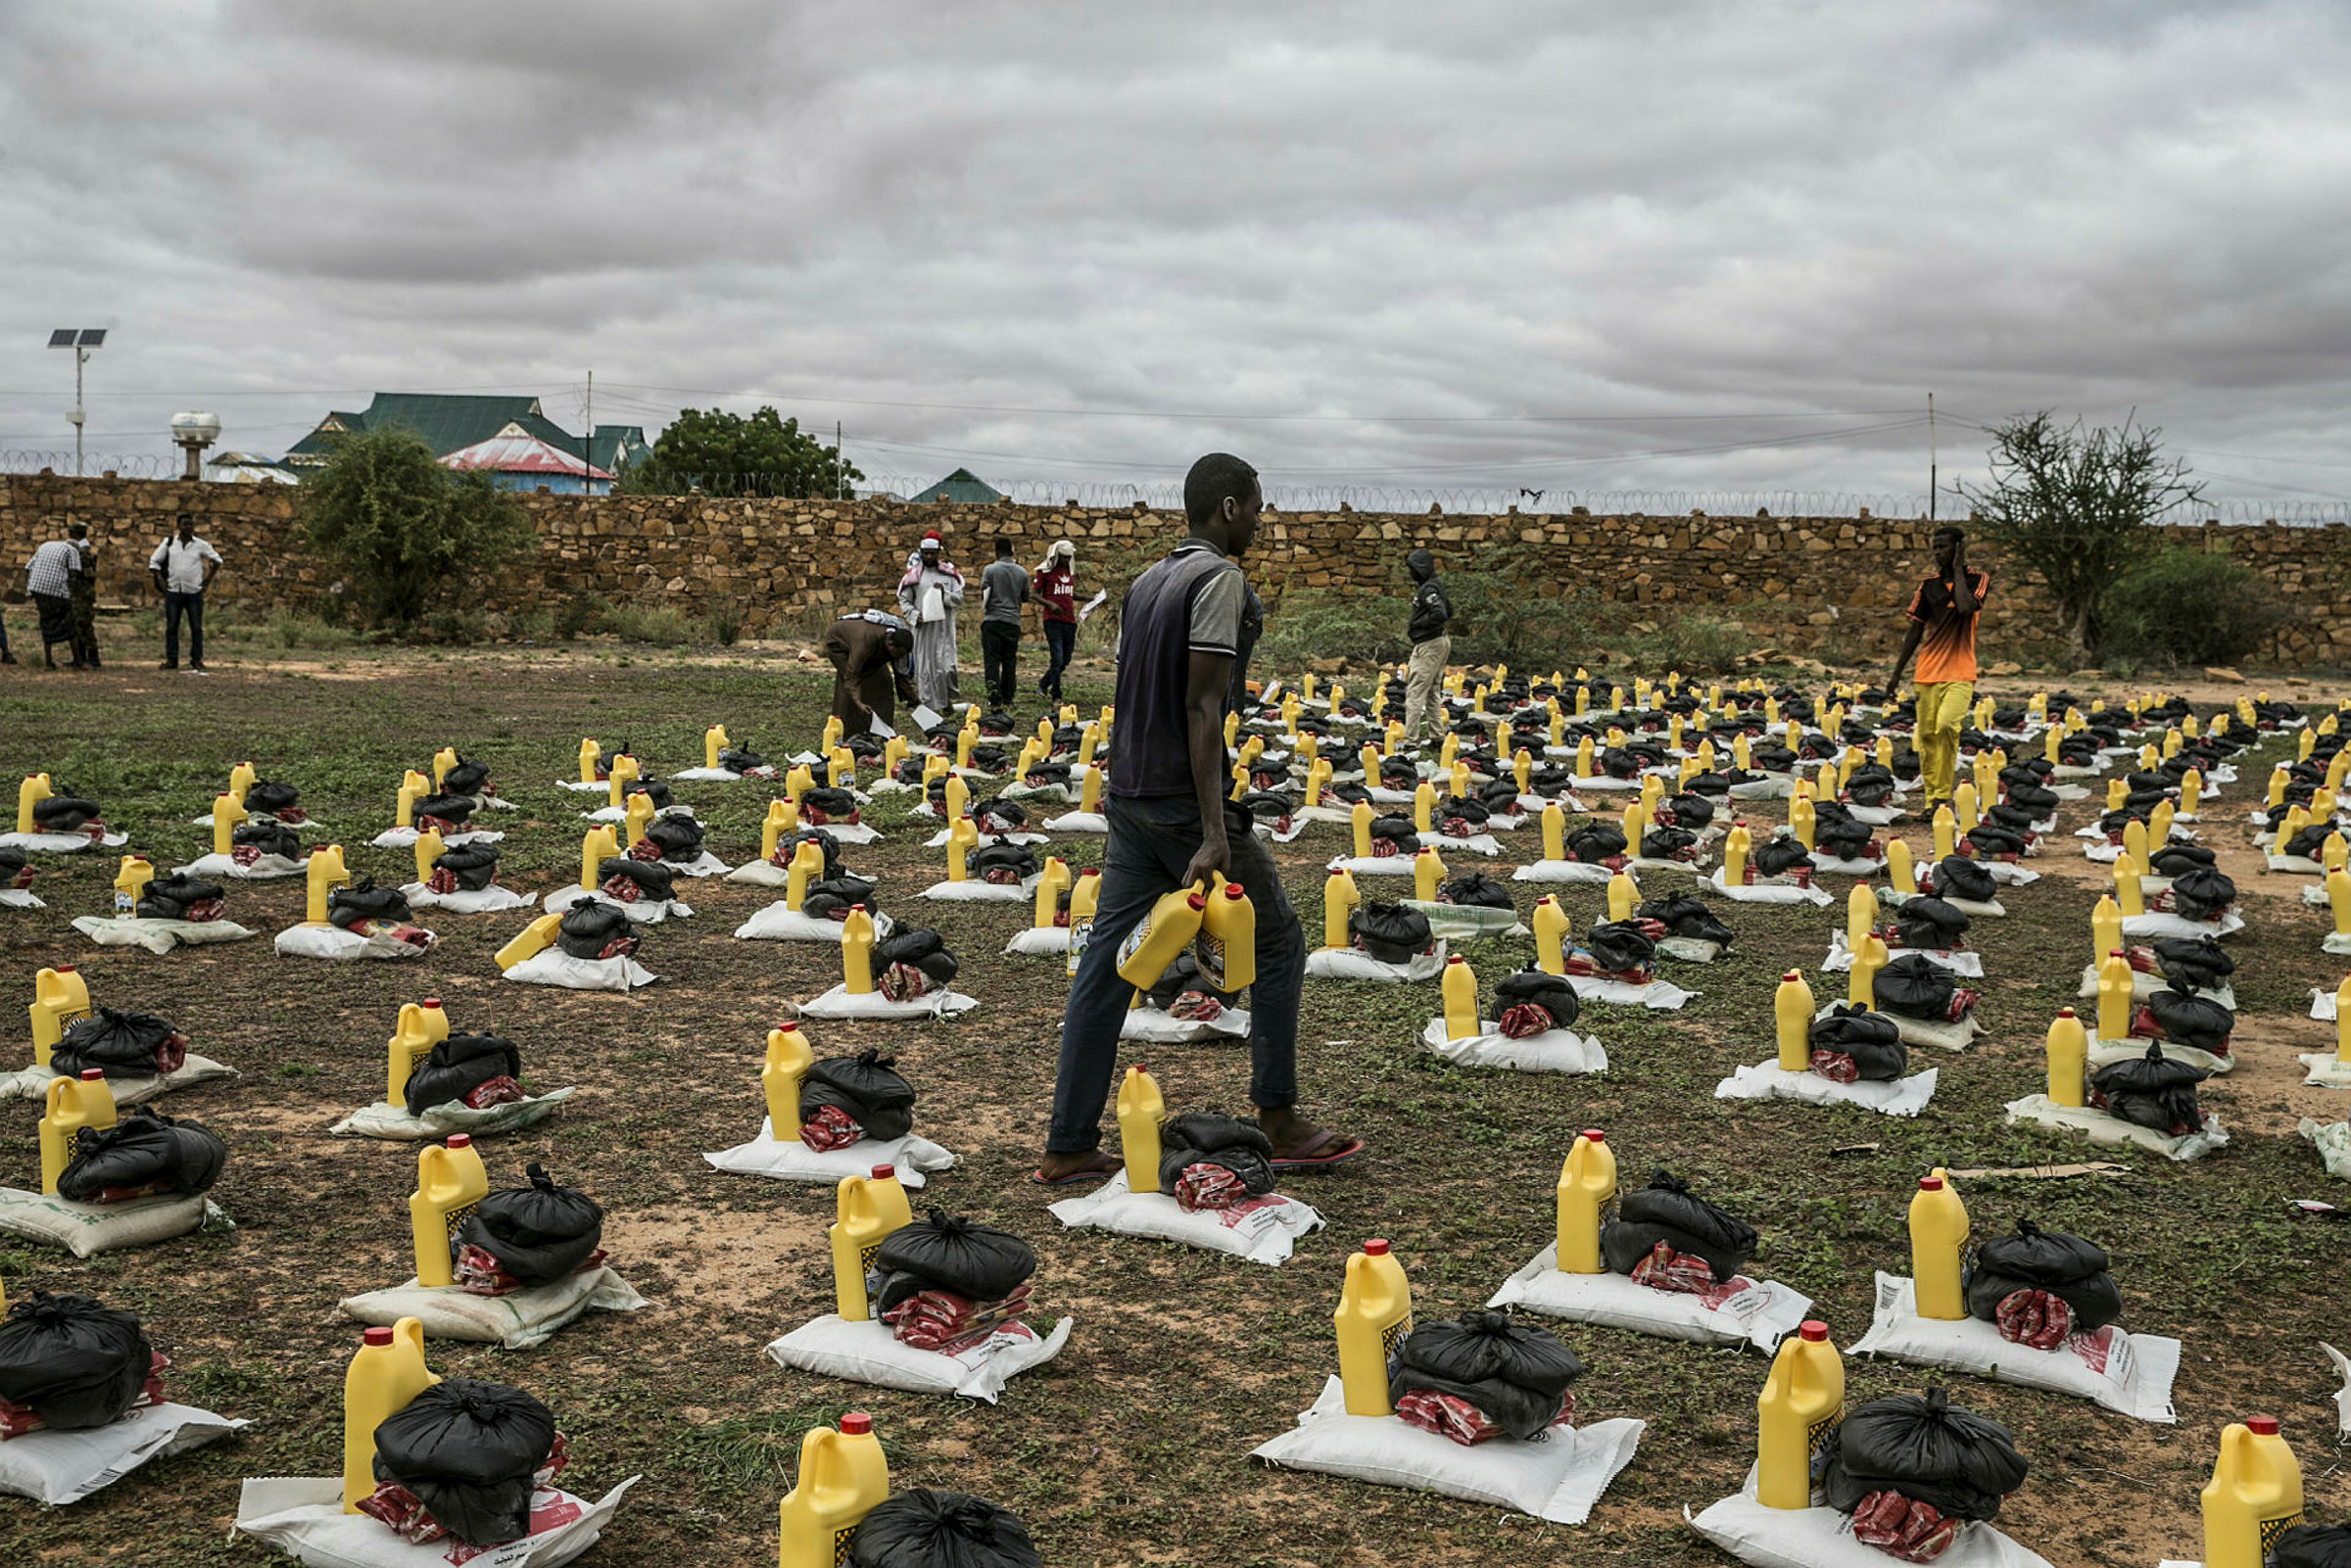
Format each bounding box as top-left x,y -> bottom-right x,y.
981,621 -> 1020,705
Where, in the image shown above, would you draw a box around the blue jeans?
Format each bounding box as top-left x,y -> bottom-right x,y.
164,591 -> 204,666
1040,619 -> 1075,698
1046,794 -> 1306,1153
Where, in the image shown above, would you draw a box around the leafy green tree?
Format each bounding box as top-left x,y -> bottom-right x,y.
619,405 -> 863,499
300,424 -> 534,627
1956,411 -> 2203,661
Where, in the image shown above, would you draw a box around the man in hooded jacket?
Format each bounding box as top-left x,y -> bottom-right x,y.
1404,547 -> 1451,745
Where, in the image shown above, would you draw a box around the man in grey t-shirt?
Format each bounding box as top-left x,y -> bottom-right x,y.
1033,453 -> 1363,1187
979,538 -> 1029,708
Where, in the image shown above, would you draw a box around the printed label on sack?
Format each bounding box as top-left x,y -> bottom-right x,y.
1380,1313 -> 1414,1358
1064,916 -> 1092,977
1698,1275 -> 1759,1319
2066,1324 -> 2134,1388
443,1493 -> 584,1566
1214,1192 -> 1292,1239
1875,1275 -> 1903,1314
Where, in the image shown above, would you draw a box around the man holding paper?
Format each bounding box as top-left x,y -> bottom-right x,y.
895,531 -> 965,710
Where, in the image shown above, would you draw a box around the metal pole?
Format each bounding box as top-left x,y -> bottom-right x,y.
1927,392 -> 1937,521
74,347 -> 85,477
584,369 -> 593,495
837,420 -> 843,499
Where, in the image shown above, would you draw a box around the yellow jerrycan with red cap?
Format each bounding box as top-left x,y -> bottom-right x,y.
777,1412 -> 890,1568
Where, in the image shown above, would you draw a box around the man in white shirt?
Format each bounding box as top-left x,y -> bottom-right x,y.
23,532 -> 83,669
148,515 -> 221,672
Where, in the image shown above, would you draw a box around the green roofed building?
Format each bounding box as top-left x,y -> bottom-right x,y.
909,467 -> 1005,503
280,393 -> 648,492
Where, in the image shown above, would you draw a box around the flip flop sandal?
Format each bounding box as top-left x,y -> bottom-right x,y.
1271,1129 -> 1366,1171
1032,1152 -> 1123,1187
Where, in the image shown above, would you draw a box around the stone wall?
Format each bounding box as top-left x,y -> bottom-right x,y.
4,472 -> 2345,665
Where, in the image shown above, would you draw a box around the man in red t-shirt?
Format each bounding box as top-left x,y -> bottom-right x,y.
1888,526 -> 1991,811
1032,538 -> 1079,701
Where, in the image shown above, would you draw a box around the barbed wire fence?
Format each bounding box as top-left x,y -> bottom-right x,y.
4,451 -> 2344,525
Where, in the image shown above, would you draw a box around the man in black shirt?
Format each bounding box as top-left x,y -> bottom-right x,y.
1035,453 -> 1361,1185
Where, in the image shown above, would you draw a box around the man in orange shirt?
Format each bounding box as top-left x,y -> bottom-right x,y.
1888,526 -> 1989,812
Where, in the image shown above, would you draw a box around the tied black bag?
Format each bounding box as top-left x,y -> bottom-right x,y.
1581,921 -> 1655,974
782,829 -> 842,879
57,1106 -> 227,1204
2150,936 -> 2233,994
2270,1526 -> 2351,1568
232,820 -> 302,860
1961,824 -> 2026,859
1813,817 -> 1874,859
431,844 -> 500,893
1751,836 -> 1813,878
1156,1113 -> 1275,1199
554,900 -> 635,960
0,1291 -> 152,1432
1808,1004 -> 1908,1081
802,875 -> 879,921
971,842 -> 1038,884
800,1050 -> 918,1143
1639,894 -> 1734,948
872,929 -> 959,995
2142,988 -> 2234,1054
848,1489 -> 1044,1568
1602,1170 -> 1757,1282
1492,968 -> 1580,1036
405,1033 -> 523,1117
1660,792 -> 1716,830
643,816 -> 703,862
1895,896 -> 1971,952
2089,1041 -> 2207,1135
31,796 -> 102,832
2149,845 -> 2216,876
716,745 -> 769,775
1385,1311 -> 1583,1442
597,857 -> 676,904
623,779 -> 673,811
1820,1388 -> 2029,1523
2168,866 -> 2236,922
1437,873 -> 1512,910
872,1212 -> 1035,1309
1565,823 -> 1627,864
370,1379 -> 557,1547
245,780 -> 301,814
1932,855 -> 1997,904
968,795 -> 1027,832
54,1008 -> 188,1078
1964,1218 -> 2123,1334
456,1164 -> 605,1288
1847,768 -> 1897,807
1640,827 -> 1699,861
442,756 -> 492,796
136,873 -> 223,921
1142,953 -> 1234,1011
1350,901 -> 1433,965
1875,953 -> 1959,1022
411,793 -> 475,830
328,879 -> 412,932
1367,815 -> 1420,857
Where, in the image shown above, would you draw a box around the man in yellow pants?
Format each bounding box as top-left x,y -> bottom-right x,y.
1888,526 -> 1989,812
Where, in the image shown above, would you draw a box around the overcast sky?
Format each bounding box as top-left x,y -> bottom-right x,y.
3,0 -> 2348,513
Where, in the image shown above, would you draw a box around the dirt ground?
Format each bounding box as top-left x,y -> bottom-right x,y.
0,627 -> 2347,1567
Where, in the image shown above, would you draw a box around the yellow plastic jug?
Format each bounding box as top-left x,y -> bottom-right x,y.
830,1165 -> 912,1322
2091,894 -> 2123,962
1117,885 -> 1208,989
1908,1168 -> 1968,1320
1441,954 -> 1479,1041
2095,950 -> 2135,1040
408,1134 -> 488,1288
385,998 -> 450,1106
227,759 -> 257,801
1412,845 -> 1445,903
410,826 -> 445,887
577,737 -> 602,784
1555,1129 -> 1615,1274
1952,780 -> 1979,834
1607,869 -> 1637,924
1031,857 -> 1073,930
2200,1416 -> 2303,1568
1886,837 -> 1915,895
1076,764 -> 1104,815
1847,935 -> 1888,1010
776,1412 -> 891,1568
703,725 -> 730,771
1117,1065 -> 1164,1185
1622,800 -> 1648,853
758,800 -> 799,864
841,905 -> 877,995
2111,857 -> 2144,917
2149,798 -> 2176,848
210,791 -> 244,857
763,1023 -> 815,1141
2046,1008 -> 2088,1106
1513,749 -> 1533,794
30,964 -> 91,1068
1064,871 -> 1100,978
623,790 -> 657,852
570,824 -> 619,894
940,772 -> 969,824
602,750 -> 641,810
1930,805 -> 1955,861
1411,780 -> 1436,835
1720,822 -> 1751,884
1575,735 -> 1596,779
305,844 -> 349,927
943,816 -> 978,882
1198,880 -> 1257,992
343,1319 -> 438,1510
494,912 -> 561,972
1532,896 -> 1569,975
1846,880 -> 1876,955
1755,1319 -> 1844,1509
1775,971 -> 1815,1072
786,837 -> 826,913
1334,1239 -> 1413,1417
15,773 -> 52,834
2327,869 -> 2351,938
1540,801 -> 1565,862
40,1069 -> 116,1195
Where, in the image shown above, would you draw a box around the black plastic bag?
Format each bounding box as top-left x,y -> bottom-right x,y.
431,843 -> 501,892
1350,901 -> 1432,964
971,841 -> 1038,883
411,793 -> 475,828
1964,1218 -> 2122,1333
1932,856 -> 1996,903
872,928 -> 958,990
1565,823 -> 1627,864
873,1212 -> 1035,1307
1582,921 -> 1655,974
968,795 -> 1027,832
443,756 -> 492,796
1661,792 -> 1715,831
848,1489 -> 1044,1568
717,745 -> 768,775
597,856 -> 676,903
231,821 -> 302,860
2143,988 -> 2233,1053
245,780 -> 301,814
1847,769 -> 1896,807
644,816 -> 703,862
1493,967 -> 1580,1031
31,796 -> 101,832
555,900 -> 635,960
136,872 -> 223,921
1751,836 -> 1812,878
1602,1170 -> 1757,1281
2148,845 -> 2215,877
1367,815 -> 1420,856
1386,1310 -> 1582,1442
456,1164 -> 604,1287
2270,1526 -> 2351,1568
0,1291 -> 152,1432
1820,1388 -> 2028,1522
1156,1113 -> 1275,1199
2168,866 -> 2236,921
2150,936 -> 2232,993
406,1033 -> 522,1116
783,828 -> 842,879
2089,1041 -> 2206,1134
1141,952 -> 1233,1011
1437,872 -> 1512,910
1639,894 -> 1734,948
1962,824 -> 2025,859
370,1379 -> 556,1547
623,779 -> 673,810
802,875 -> 879,921
2007,783 -> 2060,813
800,1050 -> 918,1142
328,879 -> 412,931
54,1008 -> 187,1078
1808,1004 -> 1907,1080
57,1105 -> 226,1203
1895,896 -> 1970,951
1874,953 -> 1958,1022
1814,818 -> 1874,859
1640,826 -> 1699,861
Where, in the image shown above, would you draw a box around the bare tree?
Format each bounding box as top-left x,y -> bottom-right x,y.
1956,411 -> 2203,662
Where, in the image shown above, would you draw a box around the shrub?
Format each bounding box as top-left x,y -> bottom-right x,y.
1255,590 -> 1412,671
552,594 -> 607,641
300,425 -> 534,627
600,602 -> 696,646
2098,548 -> 2284,667
706,597 -> 745,647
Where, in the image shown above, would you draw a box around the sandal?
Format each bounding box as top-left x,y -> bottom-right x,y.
1032,1151 -> 1123,1188
1270,1127 -> 1367,1171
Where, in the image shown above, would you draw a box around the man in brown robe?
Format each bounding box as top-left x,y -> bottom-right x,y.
824,610 -> 918,732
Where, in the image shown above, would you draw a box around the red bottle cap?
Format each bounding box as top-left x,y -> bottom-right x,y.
1783,971 -> 1799,982
1224,884 -> 1245,901
1446,954 -> 1464,965
870,1164 -> 895,1180
2056,1007 -> 2076,1019
1128,1064 -> 1147,1075
840,1412 -> 874,1435
1582,1128 -> 1606,1143
1917,1174 -> 1944,1191
1328,867 -> 1347,877
1080,868 -> 1098,878
79,1068 -> 104,1080
851,902 -> 867,911
447,1134 -> 472,1149
55,964 -> 74,974
1186,893 -> 1206,910
1363,1239 -> 1390,1257
362,1326 -> 395,1346
422,998 -> 443,1010
2246,1416 -> 2280,1436
1799,1320 -> 1830,1343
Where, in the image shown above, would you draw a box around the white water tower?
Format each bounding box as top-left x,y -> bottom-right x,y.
171,411 -> 221,482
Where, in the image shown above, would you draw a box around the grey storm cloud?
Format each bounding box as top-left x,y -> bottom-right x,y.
3,0 -> 2349,509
